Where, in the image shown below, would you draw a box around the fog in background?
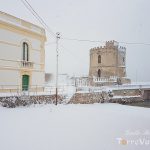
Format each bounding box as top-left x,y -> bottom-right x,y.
1,0 -> 150,82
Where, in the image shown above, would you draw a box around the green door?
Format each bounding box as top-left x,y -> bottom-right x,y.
22,75 -> 29,91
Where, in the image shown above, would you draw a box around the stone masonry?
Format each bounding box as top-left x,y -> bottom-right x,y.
89,40 -> 126,78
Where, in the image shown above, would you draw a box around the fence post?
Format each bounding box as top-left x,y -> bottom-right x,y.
36,85 -> 37,95
49,86 -> 51,95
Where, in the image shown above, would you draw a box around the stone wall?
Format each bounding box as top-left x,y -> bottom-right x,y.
69,92 -> 109,104
0,94 -> 64,108
143,90 -> 150,100
112,89 -> 142,96
0,89 -> 146,107
109,96 -> 143,104
69,90 -> 143,104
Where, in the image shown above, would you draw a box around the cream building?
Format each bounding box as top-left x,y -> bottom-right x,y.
0,11 -> 46,92
89,40 -> 130,83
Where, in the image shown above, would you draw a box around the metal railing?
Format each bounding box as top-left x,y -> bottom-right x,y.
0,83 -> 150,99
111,84 -> 150,90
93,76 -> 118,83
0,84 -> 76,101
20,60 -> 33,68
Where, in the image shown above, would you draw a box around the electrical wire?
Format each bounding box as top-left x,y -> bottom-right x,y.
61,37 -> 150,46
20,0 -> 56,38
21,0 -> 150,47
59,44 -> 88,64
61,37 -> 104,43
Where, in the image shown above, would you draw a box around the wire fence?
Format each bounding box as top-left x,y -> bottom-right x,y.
0,82 -> 150,99
0,84 -> 76,101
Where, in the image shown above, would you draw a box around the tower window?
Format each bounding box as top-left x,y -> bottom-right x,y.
98,55 -> 101,63
123,57 -> 125,63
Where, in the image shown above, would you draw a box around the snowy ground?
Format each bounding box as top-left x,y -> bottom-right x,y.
0,104 -> 150,150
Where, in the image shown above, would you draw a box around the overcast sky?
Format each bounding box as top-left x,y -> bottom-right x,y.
1,0 -> 150,82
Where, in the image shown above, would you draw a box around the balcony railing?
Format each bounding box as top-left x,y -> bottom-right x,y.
20,60 -> 33,68
93,76 -> 118,83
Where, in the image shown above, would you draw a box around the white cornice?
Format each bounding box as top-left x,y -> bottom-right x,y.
0,11 -> 46,36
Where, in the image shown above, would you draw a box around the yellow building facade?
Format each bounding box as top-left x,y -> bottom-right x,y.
0,11 -> 46,92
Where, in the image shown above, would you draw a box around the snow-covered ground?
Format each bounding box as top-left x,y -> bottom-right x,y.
0,104 -> 150,150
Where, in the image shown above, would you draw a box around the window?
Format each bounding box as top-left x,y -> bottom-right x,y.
23,42 -> 29,61
98,55 -> 101,63
123,57 -> 125,63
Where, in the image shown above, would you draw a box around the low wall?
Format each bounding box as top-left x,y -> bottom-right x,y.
143,90 -> 150,100
69,91 -> 143,104
69,92 -> 109,104
112,89 -> 142,96
0,89 -> 146,107
0,95 -> 64,108
109,96 -> 143,104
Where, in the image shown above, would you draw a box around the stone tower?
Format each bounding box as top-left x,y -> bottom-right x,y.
89,40 -> 126,78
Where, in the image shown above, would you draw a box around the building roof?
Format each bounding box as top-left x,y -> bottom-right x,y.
0,11 -> 46,38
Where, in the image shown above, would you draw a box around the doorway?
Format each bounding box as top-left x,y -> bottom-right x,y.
22,75 -> 29,91
98,69 -> 101,77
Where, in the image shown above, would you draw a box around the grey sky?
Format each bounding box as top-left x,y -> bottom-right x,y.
1,0 -> 150,82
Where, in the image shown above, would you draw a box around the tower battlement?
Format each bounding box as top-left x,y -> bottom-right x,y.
90,40 -> 126,52
106,40 -> 118,47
